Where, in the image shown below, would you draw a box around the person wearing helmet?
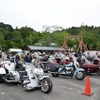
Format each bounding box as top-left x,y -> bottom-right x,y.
64,56 -> 70,64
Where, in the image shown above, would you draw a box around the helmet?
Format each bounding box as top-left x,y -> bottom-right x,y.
65,57 -> 69,61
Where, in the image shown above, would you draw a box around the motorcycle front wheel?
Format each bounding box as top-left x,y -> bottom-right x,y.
75,71 -> 86,80
40,78 -> 53,93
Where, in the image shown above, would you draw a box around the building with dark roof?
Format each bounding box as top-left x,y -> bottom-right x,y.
28,46 -> 64,53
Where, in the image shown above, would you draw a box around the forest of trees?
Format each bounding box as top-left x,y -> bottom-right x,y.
0,22 -> 100,52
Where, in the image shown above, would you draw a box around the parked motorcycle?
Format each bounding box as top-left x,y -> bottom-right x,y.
0,57 -> 26,83
49,56 -> 86,80
21,62 -> 53,93
37,55 -> 51,73
78,55 -> 100,75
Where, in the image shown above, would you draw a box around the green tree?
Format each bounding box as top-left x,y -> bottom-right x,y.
0,31 -> 5,50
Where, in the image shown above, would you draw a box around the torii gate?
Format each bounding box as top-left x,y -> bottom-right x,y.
61,35 -> 88,53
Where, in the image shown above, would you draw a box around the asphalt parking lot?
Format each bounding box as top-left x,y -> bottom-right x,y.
0,74 -> 100,100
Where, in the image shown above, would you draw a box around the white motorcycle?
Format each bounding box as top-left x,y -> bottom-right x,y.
0,59 -> 21,83
21,62 -> 53,93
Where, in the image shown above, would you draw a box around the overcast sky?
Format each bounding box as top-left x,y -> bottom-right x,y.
0,0 -> 100,31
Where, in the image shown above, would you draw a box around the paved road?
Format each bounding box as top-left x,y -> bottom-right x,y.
0,74 -> 100,100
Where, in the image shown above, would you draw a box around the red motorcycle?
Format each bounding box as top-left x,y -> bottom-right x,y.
79,57 -> 100,75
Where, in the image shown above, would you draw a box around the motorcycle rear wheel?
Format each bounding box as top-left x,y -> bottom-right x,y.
40,78 -> 53,93
0,75 -> 4,83
98,70 -> 100,75
51,73 -> 59,77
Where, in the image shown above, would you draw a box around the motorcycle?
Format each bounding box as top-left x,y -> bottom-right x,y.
21,62 -> 53,94
78,55 -> 100,75
49,56 -> 86,80
37,55 -> 51,73
0,58 -> 25,83
32,55 -> 52,73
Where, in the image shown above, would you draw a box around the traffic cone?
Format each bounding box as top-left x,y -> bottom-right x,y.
82,76 -> 94,96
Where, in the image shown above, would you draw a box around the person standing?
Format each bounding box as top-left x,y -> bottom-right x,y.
24,53 -> 32,63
